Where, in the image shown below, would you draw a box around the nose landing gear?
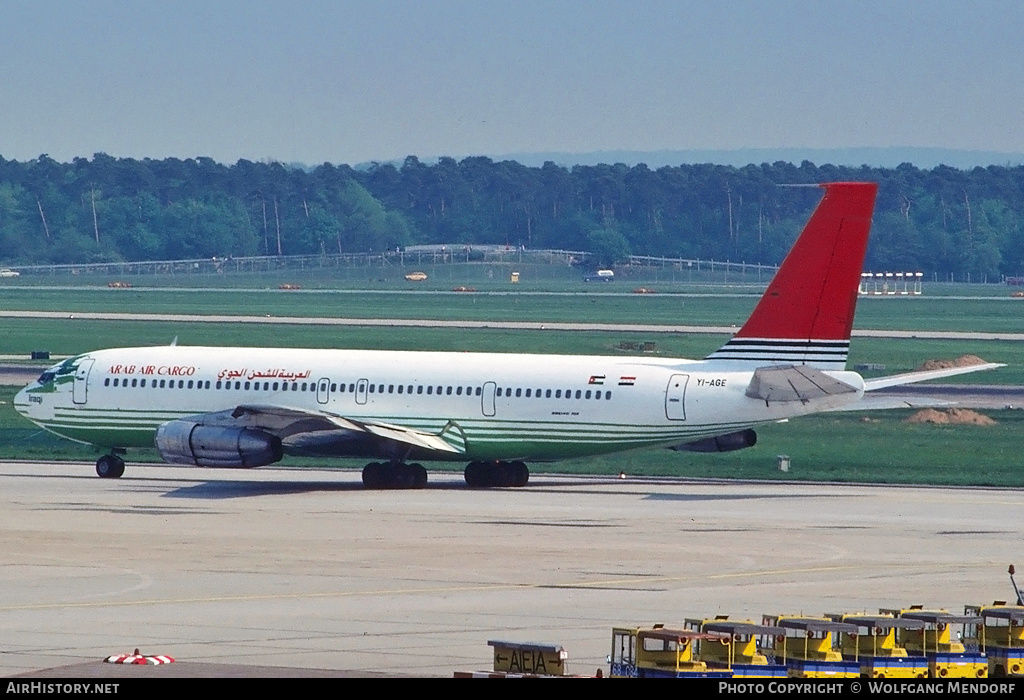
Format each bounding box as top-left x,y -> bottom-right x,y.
96,454 -> 125,479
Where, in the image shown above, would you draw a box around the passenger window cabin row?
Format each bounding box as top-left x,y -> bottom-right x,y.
101,377 -> 612,400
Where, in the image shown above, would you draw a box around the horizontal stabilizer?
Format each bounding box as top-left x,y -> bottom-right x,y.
863,363 -> 1005,391
746,364 -> 859,403
828,396 -> 957,412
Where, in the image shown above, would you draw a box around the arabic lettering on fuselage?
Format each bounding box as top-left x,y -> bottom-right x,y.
216,368 -> 311,381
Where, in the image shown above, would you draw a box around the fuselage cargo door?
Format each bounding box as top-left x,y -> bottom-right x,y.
316,377 -> 330,405
355,378 -> 368,405
73,358 -> 95,405
665,373 -> 689,420
481,381 -> 496,417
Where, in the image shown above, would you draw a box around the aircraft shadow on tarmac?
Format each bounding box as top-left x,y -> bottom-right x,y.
2,468 -> 863,502
158,477 -> 860,501
162,478 -> 369,498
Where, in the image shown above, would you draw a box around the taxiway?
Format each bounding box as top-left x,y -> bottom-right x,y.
2,461 -> 1021,677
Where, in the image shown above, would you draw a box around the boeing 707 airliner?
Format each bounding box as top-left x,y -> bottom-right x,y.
14,183 -> 1001,487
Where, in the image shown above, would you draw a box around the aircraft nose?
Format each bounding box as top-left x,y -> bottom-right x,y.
14,384 -> 34,419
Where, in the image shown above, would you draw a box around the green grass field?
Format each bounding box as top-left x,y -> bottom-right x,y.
0,259 -> 780,291
2,284 -> 1024,333
2,275 -> 1022,486
2,317 -> 1022,383
2,258 -> 1010,295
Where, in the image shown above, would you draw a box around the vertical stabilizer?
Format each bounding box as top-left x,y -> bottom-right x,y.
706,182 -> 877,369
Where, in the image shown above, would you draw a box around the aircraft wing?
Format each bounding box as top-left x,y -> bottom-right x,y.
862,363 -> 1005,391
183,404 -> 467,455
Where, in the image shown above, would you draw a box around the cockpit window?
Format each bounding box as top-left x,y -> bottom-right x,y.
37,371 -> 57,385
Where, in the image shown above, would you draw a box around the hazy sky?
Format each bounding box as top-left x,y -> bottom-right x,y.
2,0 -> 1022,165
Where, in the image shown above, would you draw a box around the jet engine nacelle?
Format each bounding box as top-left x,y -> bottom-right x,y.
672,429 -> 757,453
155,420 -> 284,468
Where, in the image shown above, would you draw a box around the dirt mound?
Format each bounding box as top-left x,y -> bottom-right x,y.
916,355 -> 987,371
905,408 -> 997,425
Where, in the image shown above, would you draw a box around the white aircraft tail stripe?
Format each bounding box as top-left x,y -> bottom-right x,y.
706,338 -> 849,369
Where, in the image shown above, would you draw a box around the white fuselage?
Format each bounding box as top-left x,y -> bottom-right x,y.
15,345 -> 865,463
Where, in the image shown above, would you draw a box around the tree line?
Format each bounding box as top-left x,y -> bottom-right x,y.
1,153 -> 1022,277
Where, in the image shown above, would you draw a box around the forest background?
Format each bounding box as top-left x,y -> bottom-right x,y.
1,154 -> 1021,277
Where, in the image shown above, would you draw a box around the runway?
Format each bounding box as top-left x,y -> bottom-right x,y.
2,461 -> 1021,678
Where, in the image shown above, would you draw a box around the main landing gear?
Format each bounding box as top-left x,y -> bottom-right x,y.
96,453 -> 125,479
359,460 -> 532,489
464,460 -> 529,488
361,461 -> 428,489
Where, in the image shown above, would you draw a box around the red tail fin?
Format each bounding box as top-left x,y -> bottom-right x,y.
706,182 -> 877,369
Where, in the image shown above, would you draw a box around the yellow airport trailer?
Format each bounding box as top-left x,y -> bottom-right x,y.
880,607 -> 987,678
610,626 -> 733,678
762,616 -> 861,678
964,604 -> 1024,677
684,617 -> 788,678
826,613 -> 929,678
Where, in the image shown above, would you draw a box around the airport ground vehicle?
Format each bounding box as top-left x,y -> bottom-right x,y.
880,607 -> 988,678
964,603 -> 1024,677
826,613 -> 930,678
760,616 -> 861,678
684,617 -> 787,678
605,567 -> 1024,679
609,626 -> 733,678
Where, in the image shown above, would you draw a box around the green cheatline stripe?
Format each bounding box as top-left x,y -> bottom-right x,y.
43,425 -> 722,445
40,430 -> 690,460
55,405 -> 190,415
42,415 -> 752,441
57,405 -> 677,426
43,422 -> 156,433
53,411 -> 180,421
51,413 -> 686,433
39,405 -> 761,454
39,424 -> 746,453
37,407 -> 763,457
51,407 -> 753,434
54,409 -> 190,421
47,418 -> 172,429
45,406 -> 755,428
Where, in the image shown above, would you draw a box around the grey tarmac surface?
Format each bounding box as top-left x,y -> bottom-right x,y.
2,461 -> 1022,678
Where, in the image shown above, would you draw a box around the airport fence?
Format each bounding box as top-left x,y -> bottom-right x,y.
8,249 -> 780,286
